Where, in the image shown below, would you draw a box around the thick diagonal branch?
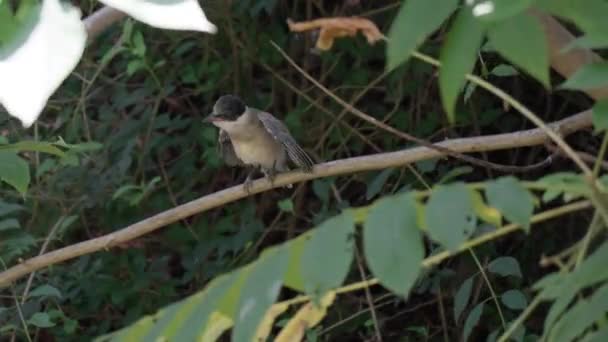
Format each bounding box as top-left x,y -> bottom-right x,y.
0,109 -> 592,288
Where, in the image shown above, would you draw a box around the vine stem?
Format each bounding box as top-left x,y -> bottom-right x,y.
279,200 -> 591,307
497,294 -> 543,342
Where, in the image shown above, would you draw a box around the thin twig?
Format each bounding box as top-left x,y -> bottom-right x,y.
270,40 -> 557,174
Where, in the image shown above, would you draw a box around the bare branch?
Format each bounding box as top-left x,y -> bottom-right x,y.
0,109 -> 592,288
83,6 -> 126,41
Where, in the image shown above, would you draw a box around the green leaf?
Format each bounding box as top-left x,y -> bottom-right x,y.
170,274 -> 236,341
0,140 -> 65,157
28,312 -> 55,328
0,200 -> 23,216
97,0 -> 216,33
537,0 -> 608,41
490,64 -> 518,77
366,168 -> 395,200
28,284 -> 62,299
463,302 -> 484,342
487,13 -> 550,87
363,193 -> 424,296
0,218 -> 20,231
233,246 -> 288,342
0,0 -> 86,127
0,151 -> 30,195
583,326 -> 608,342
131,30 -> 146,57
549,282 -> 608,342
439,7 -> 485,122
537,172 -> 589,203
426,183 -> 476,251
488,256 -> 522,278
472,0 -> 534,22
277,198 -> 294,213
438,166 -> 474,185
386,0 -> 459,71
283,231 -> 312,292
501,289 -> 527,310
592,99 -> 608,131
301,211 -> 355,299
454,276 -> 474,323
485,177 -> 534,232
560,62 -> 608,90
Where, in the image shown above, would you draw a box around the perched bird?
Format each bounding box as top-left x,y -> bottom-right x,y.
204,94 -> 314,192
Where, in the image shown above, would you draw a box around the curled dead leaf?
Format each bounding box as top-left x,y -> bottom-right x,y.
287,17 -> 384,51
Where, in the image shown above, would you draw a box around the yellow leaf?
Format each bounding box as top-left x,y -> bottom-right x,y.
200,311 -> 233,342
352,207 -> 370,224
470,189 -> 502,227
254,303 -> 289,341
275,292 -> 336,342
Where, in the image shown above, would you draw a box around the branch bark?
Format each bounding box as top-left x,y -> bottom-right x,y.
0,109 -> 592,287
83,6 -> 126,41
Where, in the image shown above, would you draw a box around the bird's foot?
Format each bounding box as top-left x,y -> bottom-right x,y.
262,168 -> 276,187
243,170 -> 256,194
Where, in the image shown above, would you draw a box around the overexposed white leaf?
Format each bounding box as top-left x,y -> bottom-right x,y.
0,0 -> 87,128
99,0 -> 217,33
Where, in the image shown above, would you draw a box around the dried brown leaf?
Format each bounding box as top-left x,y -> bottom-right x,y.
287,17 -> 383,51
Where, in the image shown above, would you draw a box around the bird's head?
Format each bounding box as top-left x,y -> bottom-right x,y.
204,94 -> 246,123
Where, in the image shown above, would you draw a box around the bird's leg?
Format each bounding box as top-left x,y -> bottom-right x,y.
262,167 -> 276,186
243,167 -> 257,194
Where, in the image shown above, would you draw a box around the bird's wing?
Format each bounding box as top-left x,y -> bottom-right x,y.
218,129 -> 242,166
255,109 -> 314,172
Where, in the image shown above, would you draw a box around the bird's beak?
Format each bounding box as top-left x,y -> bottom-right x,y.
203,113 -> 216,123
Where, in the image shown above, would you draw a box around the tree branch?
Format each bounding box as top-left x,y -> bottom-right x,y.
83,6 -> 126,41
0,109 -> 592,288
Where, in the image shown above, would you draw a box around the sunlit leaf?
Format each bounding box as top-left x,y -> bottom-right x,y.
233,246 -> 288,342
471,190 -> 502,227
487,13 -> 550,87
98,0 -> 217,33
364,192 -> 424,296
486,177 -> 534,232
275,292 -> 336,342
426,183 -> 476,250
439,7 -> 484,122
387,0 -> 458,70
254,303 -> 289,341
0,0 -> 86,127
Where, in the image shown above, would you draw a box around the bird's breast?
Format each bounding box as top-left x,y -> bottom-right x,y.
231,129 -> 285,169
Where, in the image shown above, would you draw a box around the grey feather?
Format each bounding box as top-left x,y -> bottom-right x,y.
254,109 -> 314,172
218,129 -> 242,166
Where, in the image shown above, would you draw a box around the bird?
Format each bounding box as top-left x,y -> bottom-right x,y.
204,94 -> 314,192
